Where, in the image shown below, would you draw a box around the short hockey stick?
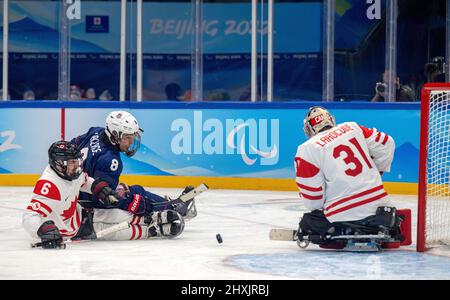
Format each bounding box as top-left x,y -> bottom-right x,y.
31,221 -> 130,249
178,183 -> 209,202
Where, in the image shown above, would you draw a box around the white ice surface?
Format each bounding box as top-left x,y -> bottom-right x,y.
1,187 -> 450,280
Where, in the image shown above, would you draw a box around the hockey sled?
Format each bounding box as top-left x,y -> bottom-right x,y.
269,229 -> 397,252
269,209 -> 412,253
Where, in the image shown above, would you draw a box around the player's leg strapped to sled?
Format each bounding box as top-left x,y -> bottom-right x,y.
73,184 -> 207,241
113,183 -> 200,221
296,207 -> 412,251
73,208 -> 185,241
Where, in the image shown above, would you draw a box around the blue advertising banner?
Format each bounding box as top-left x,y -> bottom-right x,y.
0,103 -> 420,185
62,104 -> 420,183
0,109 -> 61,173
2,1 -> 322,54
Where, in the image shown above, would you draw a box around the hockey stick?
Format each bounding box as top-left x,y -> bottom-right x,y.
178,183 -> 209,202
93,221 -> 131,239
30,221 -> 130,249
269,228 -> 298,241
269,228 -> 392,242
168,183 -> 208,221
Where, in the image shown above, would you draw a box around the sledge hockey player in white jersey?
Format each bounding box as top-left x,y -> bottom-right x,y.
293,106 -> 411,251
22,141 -> 185,249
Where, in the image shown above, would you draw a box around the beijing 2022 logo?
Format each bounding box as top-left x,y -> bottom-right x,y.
0,130 -> 22,153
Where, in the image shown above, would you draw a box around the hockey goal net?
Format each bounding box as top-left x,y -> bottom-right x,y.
418,83 -> 450,252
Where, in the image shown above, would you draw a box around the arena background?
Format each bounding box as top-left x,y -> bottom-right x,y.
0,0 -> 446,195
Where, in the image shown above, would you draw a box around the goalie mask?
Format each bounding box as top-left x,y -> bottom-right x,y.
105,111 -> 144,157
48,141 -> 83,181
303,106 -> 336,139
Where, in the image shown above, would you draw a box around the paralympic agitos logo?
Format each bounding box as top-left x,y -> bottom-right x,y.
171,111 -> 279,166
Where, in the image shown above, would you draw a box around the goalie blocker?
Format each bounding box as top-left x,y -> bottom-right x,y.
270,207 -> 412,252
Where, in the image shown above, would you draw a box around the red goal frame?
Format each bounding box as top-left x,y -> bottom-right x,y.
417,83 -> 450,252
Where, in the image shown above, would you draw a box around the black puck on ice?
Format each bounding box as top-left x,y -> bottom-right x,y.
216,234 -> 223,244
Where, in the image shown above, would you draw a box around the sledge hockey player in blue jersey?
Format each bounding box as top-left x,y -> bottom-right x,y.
70,111 -> 197,220
71,111 -> 143,202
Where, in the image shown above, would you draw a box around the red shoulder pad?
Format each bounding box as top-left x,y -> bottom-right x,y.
33,180 -> 61,201
295,157 -> 320,178
358,125 -> 374,139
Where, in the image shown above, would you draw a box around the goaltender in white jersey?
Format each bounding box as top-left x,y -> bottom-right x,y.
295,107 -> 395,223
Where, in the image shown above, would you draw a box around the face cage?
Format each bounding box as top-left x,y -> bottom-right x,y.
54,158 -> 83,181
125,132 -> 142,157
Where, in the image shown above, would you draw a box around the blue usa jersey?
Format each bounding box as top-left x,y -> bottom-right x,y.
71,127 -> 123,205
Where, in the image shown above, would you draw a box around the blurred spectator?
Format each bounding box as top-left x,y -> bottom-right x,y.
99,89 -> 114,101
371,71 -> 415,102
165,83 -> 182,101
85,88 -> 96,100
406,74 -> 421,101
23,90 -> 36,101
69,85 -> 82,100
424,56 -> 446,83
205,89 -> 230,101
180,89 -> 192,101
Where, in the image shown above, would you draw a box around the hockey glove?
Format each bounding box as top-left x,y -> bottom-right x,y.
91,178 -> 119,206
167,199 -> 188,216
126,194 -> 147,215
166,186 -> 197,218
37,221 -> 63,249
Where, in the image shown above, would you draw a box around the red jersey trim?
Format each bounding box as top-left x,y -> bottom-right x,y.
301,193 -> 323,201
358,125 -> 374,139
325,185 -> 385,211
26,206 -> 47,218
30,199 -> 53,214
325,192 -> 388,218
130,225 -> 136,240
296,182 -> 323,192
295,157 -> 320,178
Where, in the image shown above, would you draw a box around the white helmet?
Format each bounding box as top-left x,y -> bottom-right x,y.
303,106 -> 336,139
105,111 -> 143,157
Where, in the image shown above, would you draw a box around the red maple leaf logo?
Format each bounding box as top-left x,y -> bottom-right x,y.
61,196 -> 78,221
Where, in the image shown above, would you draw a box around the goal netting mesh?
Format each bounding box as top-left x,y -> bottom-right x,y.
422,89 -> 450,249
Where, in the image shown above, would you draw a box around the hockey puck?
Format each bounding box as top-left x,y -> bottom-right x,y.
216,234 -> 223,244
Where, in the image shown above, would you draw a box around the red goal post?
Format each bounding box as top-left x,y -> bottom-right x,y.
417,83 -> 450,252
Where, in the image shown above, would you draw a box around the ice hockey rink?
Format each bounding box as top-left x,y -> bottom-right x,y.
1,186 -> 450,280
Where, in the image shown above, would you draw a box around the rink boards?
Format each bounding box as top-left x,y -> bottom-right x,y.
0,101 -> 420,194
